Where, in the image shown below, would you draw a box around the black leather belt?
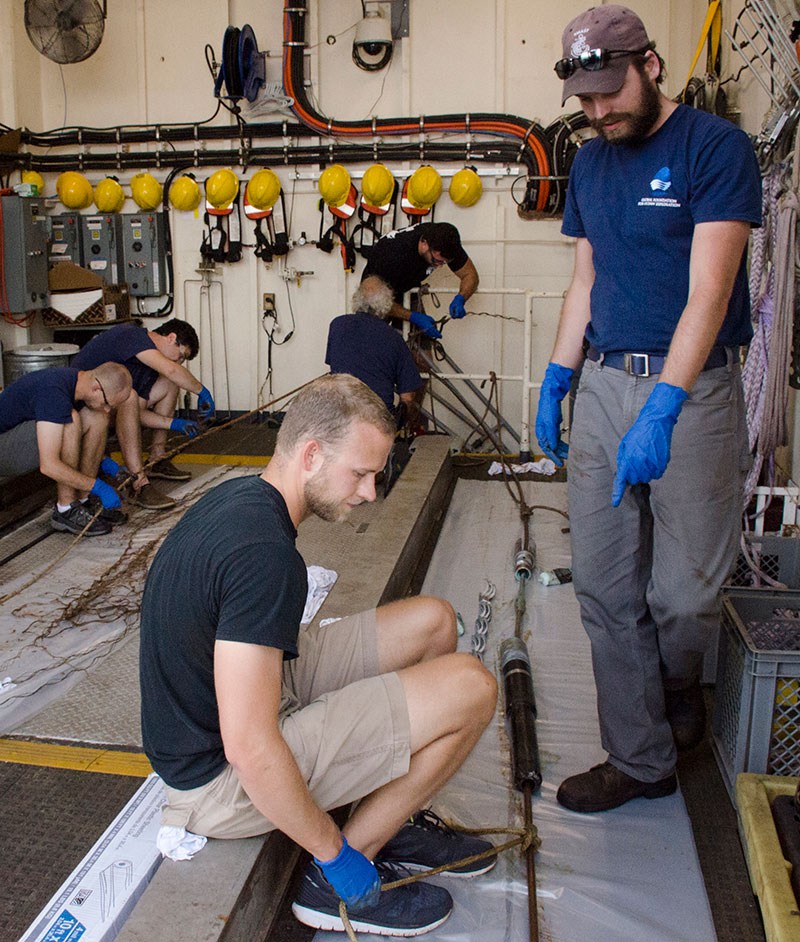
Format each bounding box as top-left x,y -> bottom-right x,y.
586,345 -> 734,377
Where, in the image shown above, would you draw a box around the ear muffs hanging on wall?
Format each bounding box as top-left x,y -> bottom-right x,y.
352,165 -> 397,259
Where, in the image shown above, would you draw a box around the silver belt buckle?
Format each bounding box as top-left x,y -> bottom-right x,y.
625,353 -> 650,377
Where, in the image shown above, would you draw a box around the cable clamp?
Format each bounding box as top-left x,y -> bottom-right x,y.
327,118 -> 333,137
283,143 -> 289,164
193,123 -> 199,140
284,6 -> 307,12
465,112 -> 470,135
283,40 -> 306,47
419,114 -> 425,133
155,124 -> 160,142
193,148 -> 199,168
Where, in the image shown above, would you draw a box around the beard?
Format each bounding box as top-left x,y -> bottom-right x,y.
304,467 -> 349,523
590,71 -> 663,146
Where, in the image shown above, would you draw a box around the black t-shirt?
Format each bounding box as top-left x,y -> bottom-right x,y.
362,226 -> 468,302
139,475 -> 308,790
0,367 -> 79,433
326,313 -> 422,410
71,324 -> 158,400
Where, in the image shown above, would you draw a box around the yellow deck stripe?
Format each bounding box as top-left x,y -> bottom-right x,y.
110,452 -> 269,467
0,739 -> 153,777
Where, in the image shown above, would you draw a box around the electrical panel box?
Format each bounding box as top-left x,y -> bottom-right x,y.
118,212 -> 167,297
80,214 -> 120,284
48,213 -> 84,268
0,194 -> 49,313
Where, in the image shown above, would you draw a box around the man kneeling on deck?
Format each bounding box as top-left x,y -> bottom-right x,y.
0,361 -> 131,536
139,374 -> 498,936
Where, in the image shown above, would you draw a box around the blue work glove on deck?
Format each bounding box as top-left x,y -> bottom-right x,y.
449,293 -> 467,319
612,381 -> 689,507
170,418 -> 200,438
409,311 -> 442,339
315,836 -> 381,912
535,362 -> 574,467
99,456 -> 120,476
91,478 -> 121,509
197,386 -> 215,418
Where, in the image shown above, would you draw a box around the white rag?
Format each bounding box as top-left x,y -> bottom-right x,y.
156,825 -> 207,861
302,565 -> 338,624
487,459 -> 557,476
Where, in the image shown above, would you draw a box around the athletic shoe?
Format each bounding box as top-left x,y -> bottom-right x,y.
51,502 -> 111,537
148,458 -> 191,482
132,482 -> 176,511
86,493 -> 128,526
556,761 -> 677,813
376,809 -> 497,877
292,860 -> 452,936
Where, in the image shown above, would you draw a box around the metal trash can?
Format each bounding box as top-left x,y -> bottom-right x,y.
1,342 -> 79,387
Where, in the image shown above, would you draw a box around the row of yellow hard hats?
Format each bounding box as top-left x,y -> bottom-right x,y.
35,163 -> 481,213
319,164 -> 482,210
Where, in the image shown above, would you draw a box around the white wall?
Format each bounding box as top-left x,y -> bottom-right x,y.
0,0 -> 777,448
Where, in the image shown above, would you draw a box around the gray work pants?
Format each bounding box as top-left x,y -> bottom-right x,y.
568,356 -> 749,781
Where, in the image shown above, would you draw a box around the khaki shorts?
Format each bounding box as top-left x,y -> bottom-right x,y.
161,609 -> 411,839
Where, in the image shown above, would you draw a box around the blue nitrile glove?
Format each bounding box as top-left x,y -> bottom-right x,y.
409,311 -> 442,339
99,456 -> 120,476
170,417 -> 200,438
535,362 -> 574,467
315,836 -> 381,912
449,293 -> 467,319
91,478 -> 122,509
197,386 -> 215,418
611,381 -> 689,507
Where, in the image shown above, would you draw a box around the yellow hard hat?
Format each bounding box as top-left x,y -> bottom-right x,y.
361,163 -> 395,208
169,174 -> 202,211
56,171 -> 94,210
449,168 -> 482,208
318,164 -> 351,208
94,176 -> 126,213
245,169 -> 281,211
130,172 -> 163,210
407,165 -> 442,209
205,168 -> 239,209
22,170 -> 45,196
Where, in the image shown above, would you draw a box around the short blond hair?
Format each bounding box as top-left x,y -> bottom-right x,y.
277,374 -> 395,455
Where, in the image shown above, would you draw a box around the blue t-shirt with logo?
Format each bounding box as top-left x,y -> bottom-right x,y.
562,104 -> 762,353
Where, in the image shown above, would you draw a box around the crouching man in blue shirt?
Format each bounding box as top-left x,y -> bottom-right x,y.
0,361 -> 132,536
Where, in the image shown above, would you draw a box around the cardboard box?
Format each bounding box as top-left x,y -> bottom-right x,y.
41,262 -> 130,326
19,774 -> 164,942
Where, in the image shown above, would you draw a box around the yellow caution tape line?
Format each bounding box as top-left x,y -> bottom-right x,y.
0,739 -> 153,777
110,452 -> 269,467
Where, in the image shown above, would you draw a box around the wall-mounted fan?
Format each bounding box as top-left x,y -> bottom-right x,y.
25,0 -> 106,64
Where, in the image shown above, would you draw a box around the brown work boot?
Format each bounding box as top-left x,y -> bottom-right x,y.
132,482 -> 176,511
664,678 -> 707,751
148,458 -> 191,482
556,761 -> 677,813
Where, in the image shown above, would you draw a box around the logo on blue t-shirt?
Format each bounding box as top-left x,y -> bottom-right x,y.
650,167 -> 672,192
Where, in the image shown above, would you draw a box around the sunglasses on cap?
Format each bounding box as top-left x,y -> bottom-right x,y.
554,46 -> 650,80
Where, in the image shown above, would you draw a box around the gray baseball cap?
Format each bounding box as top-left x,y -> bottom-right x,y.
559,5 -> 651,105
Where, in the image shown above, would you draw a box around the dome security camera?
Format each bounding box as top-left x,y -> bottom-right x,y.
353,11 -> 393,71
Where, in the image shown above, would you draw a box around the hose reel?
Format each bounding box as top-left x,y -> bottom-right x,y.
214,24 -> 266,103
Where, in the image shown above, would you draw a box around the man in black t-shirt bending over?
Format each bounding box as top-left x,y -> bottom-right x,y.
361,222 -> 479,338
140,374 -> 498,936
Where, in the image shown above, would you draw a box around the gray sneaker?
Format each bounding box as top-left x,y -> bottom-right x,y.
51,502 -> 112,537
132,483 -> 176,511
